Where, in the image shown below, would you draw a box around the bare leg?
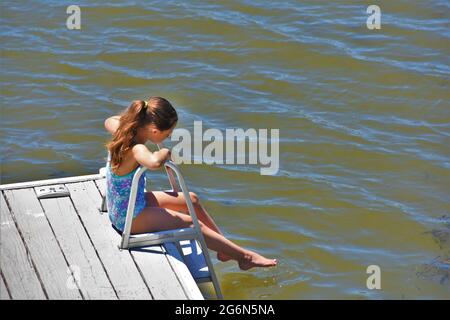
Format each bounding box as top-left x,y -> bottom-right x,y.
194,203 -> 232,262
131,206 -> 277,270
146,191 -> 222,233
146,191 -> 232,261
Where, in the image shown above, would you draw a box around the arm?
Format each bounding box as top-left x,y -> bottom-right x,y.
132,144 -> 171,170
104,116 -> 121,135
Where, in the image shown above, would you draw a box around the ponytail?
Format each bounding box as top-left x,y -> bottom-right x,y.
105,97 -> 177,171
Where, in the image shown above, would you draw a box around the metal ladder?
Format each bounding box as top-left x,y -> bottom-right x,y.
101,145 -> 223,299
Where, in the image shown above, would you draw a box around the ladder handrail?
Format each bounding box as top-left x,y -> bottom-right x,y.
120,160 -> 204,248
160,160 -> 223,299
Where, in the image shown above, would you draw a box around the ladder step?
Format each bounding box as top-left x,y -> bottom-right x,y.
125,228 -> 198,249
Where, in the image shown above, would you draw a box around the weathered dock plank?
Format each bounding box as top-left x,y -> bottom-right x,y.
39,193 -> 117,299
0,173 -> 104,191
94,178 -> 106,197
0,192 -> 46,299
0,273 -> 10,300
3,189 -> 82,299
130,246 -> 187,299
66,181 -> 153,299
164,242 -> 205,300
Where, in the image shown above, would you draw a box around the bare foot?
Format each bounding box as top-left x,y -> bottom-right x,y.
238,251 -> 278,271
217,252 -> 232,262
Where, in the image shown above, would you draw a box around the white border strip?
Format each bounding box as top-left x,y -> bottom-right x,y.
0,173 -> 106,191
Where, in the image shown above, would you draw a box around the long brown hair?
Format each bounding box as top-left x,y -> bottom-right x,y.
105,97 -> 178,171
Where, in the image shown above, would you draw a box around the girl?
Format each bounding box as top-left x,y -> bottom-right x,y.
104,96 -> 277,270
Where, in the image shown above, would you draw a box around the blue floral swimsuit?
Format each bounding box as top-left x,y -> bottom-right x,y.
106,155 -> 147,233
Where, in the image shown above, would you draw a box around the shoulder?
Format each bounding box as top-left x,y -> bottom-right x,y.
104,115 -> 121,125
104,115 -> 121,135
132,144 -> 148,152
131,144 -> 150,157
131,144 -> 162,170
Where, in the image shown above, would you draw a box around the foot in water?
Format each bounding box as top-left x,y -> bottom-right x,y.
238,251 -> 277,270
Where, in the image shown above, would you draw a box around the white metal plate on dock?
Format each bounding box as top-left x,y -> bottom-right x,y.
35,184 -> 70,199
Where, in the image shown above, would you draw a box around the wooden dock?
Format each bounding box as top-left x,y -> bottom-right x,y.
0,172 -> 207,300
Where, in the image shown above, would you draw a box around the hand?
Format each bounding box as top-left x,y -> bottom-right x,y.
165,148 -> 172,162
157,148 -> 172,164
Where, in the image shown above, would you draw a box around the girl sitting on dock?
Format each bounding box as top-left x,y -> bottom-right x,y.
104,97 -> 277,270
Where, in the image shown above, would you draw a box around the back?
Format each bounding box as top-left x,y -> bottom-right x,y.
105,152 -> 147,232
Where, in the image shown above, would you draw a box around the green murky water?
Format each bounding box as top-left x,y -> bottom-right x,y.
1,1 -> 449,299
